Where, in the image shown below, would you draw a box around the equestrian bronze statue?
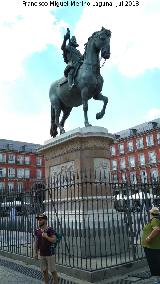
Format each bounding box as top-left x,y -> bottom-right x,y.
49,27 -> 111,137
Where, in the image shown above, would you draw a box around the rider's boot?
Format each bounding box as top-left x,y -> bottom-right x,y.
68,73 -> 75,89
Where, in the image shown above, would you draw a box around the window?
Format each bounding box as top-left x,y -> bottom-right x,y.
120,158 -> 126,169
110,146 -> 116,156
146,134 -> 154,147
118,144 -> 124,154
150,168 -> 158,181
8,168 -> 15,178
139,153 -> 145,166
148,151 -> 156,164
17,168 -> 24,178
0,168 -> 6,177
17,182 -> 24,192
8,154 -> 15,164
25,156 -> 30,165
17,155 -> 24,165
25,169 -> 30,178
128,156 -> 135,167
0,153 -> 6,163
36,157 -> 42,166
121,173 -> 126,182
140,170 -> 147,183
8,182 -> 14,192
128,141 -> 133,152
112,160 -> 117,170
36,169 -> 42,179
136,137 -> 144,149
113,174 -> 118,183
0,182 -> 5,192
157,133 -> 160,144
130,172 -> 137,184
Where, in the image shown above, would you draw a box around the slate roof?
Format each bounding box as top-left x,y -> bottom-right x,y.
0,139 -> 41,153
115,118 -> 160,140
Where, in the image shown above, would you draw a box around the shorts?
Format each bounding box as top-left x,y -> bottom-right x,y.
39,255 -> 56,272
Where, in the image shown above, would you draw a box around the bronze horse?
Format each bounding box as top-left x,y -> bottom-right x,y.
49,27 -> 111,137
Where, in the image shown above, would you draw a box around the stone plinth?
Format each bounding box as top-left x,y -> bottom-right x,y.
38,128 -> 129,258
38,126 -> 114,181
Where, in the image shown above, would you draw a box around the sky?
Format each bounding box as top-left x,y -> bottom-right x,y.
0,0 -> 160,144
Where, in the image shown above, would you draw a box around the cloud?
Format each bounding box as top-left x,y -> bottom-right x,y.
0,0 -> 67,82
0,1 -> 69,143
0,96 -> 50,144
74,0 -> 160,77
143,108 -> 160,121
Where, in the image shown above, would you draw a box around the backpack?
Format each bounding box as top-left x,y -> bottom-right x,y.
54,232 -> 62,248
42,227 -> 62,248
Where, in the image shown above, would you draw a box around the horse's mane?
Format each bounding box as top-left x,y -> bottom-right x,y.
83,28 -> 111,59
84,32 -> 97,59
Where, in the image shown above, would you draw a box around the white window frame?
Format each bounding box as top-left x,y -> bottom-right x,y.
128,141 -> 133,152
0,168 -> 6,177
121,173 -> 126,182
112,160 -> 117,171
140,170 -> 147,183
130,172 -> 137,184
17,168 -> 24,178
139,153 -> 145,166
148,151 -> 157,164
8,154 -> 15,164
25,156 -> 30,165
36,169 -> 42,179
8,168 -> 15,178
120,158 -> 126,169
128,156 -> 135,167
0,182 -> 5,192
136,137 -> 144,149
24,169 -> 30,178
17,182 -> 24,192
150,168 -> 158,181
118,144 -> 124,154
146,134 -> 154,147
8,182 -> 14,192
0,153 -> 6,163
110,146 -> 116,156
36,157 -> 42,166
157,133 -> 160,144
17,155 -> 24,165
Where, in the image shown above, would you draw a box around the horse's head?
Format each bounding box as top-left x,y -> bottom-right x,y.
93,27 -> 111,60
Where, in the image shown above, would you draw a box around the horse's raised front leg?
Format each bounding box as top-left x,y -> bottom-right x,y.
93,93 -> 108,120
81,87 -> 92,127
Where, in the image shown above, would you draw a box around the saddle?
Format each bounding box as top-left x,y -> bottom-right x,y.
59,62 -> 82,87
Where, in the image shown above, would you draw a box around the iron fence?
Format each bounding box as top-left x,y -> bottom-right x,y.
0,173 -> 160,271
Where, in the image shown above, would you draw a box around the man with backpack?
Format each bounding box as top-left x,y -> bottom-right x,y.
34,213 -> 60,284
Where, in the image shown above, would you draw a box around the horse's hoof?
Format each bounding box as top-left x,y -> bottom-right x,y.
85,123 -> 92,127
96,112 -> 104,120
60,129 -> 65,135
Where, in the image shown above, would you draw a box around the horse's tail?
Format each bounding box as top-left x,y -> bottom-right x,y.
50,104 -> 58,137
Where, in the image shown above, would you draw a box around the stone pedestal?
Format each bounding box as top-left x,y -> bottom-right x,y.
39,126 -> 114,180
38,127 -> 129,258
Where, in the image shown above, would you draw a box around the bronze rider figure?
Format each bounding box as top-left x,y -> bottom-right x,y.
61,28 -> 83,89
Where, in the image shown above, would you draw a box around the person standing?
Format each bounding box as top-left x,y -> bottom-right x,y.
141,207 -> 160,284
34,213 -> 59,284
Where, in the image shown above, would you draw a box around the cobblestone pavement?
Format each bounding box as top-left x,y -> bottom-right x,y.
0,265 -> 42,284
0,254 -> 159,284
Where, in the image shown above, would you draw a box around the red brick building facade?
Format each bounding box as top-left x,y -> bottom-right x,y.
0,139 -> 45,196
110,119 -> 160,183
